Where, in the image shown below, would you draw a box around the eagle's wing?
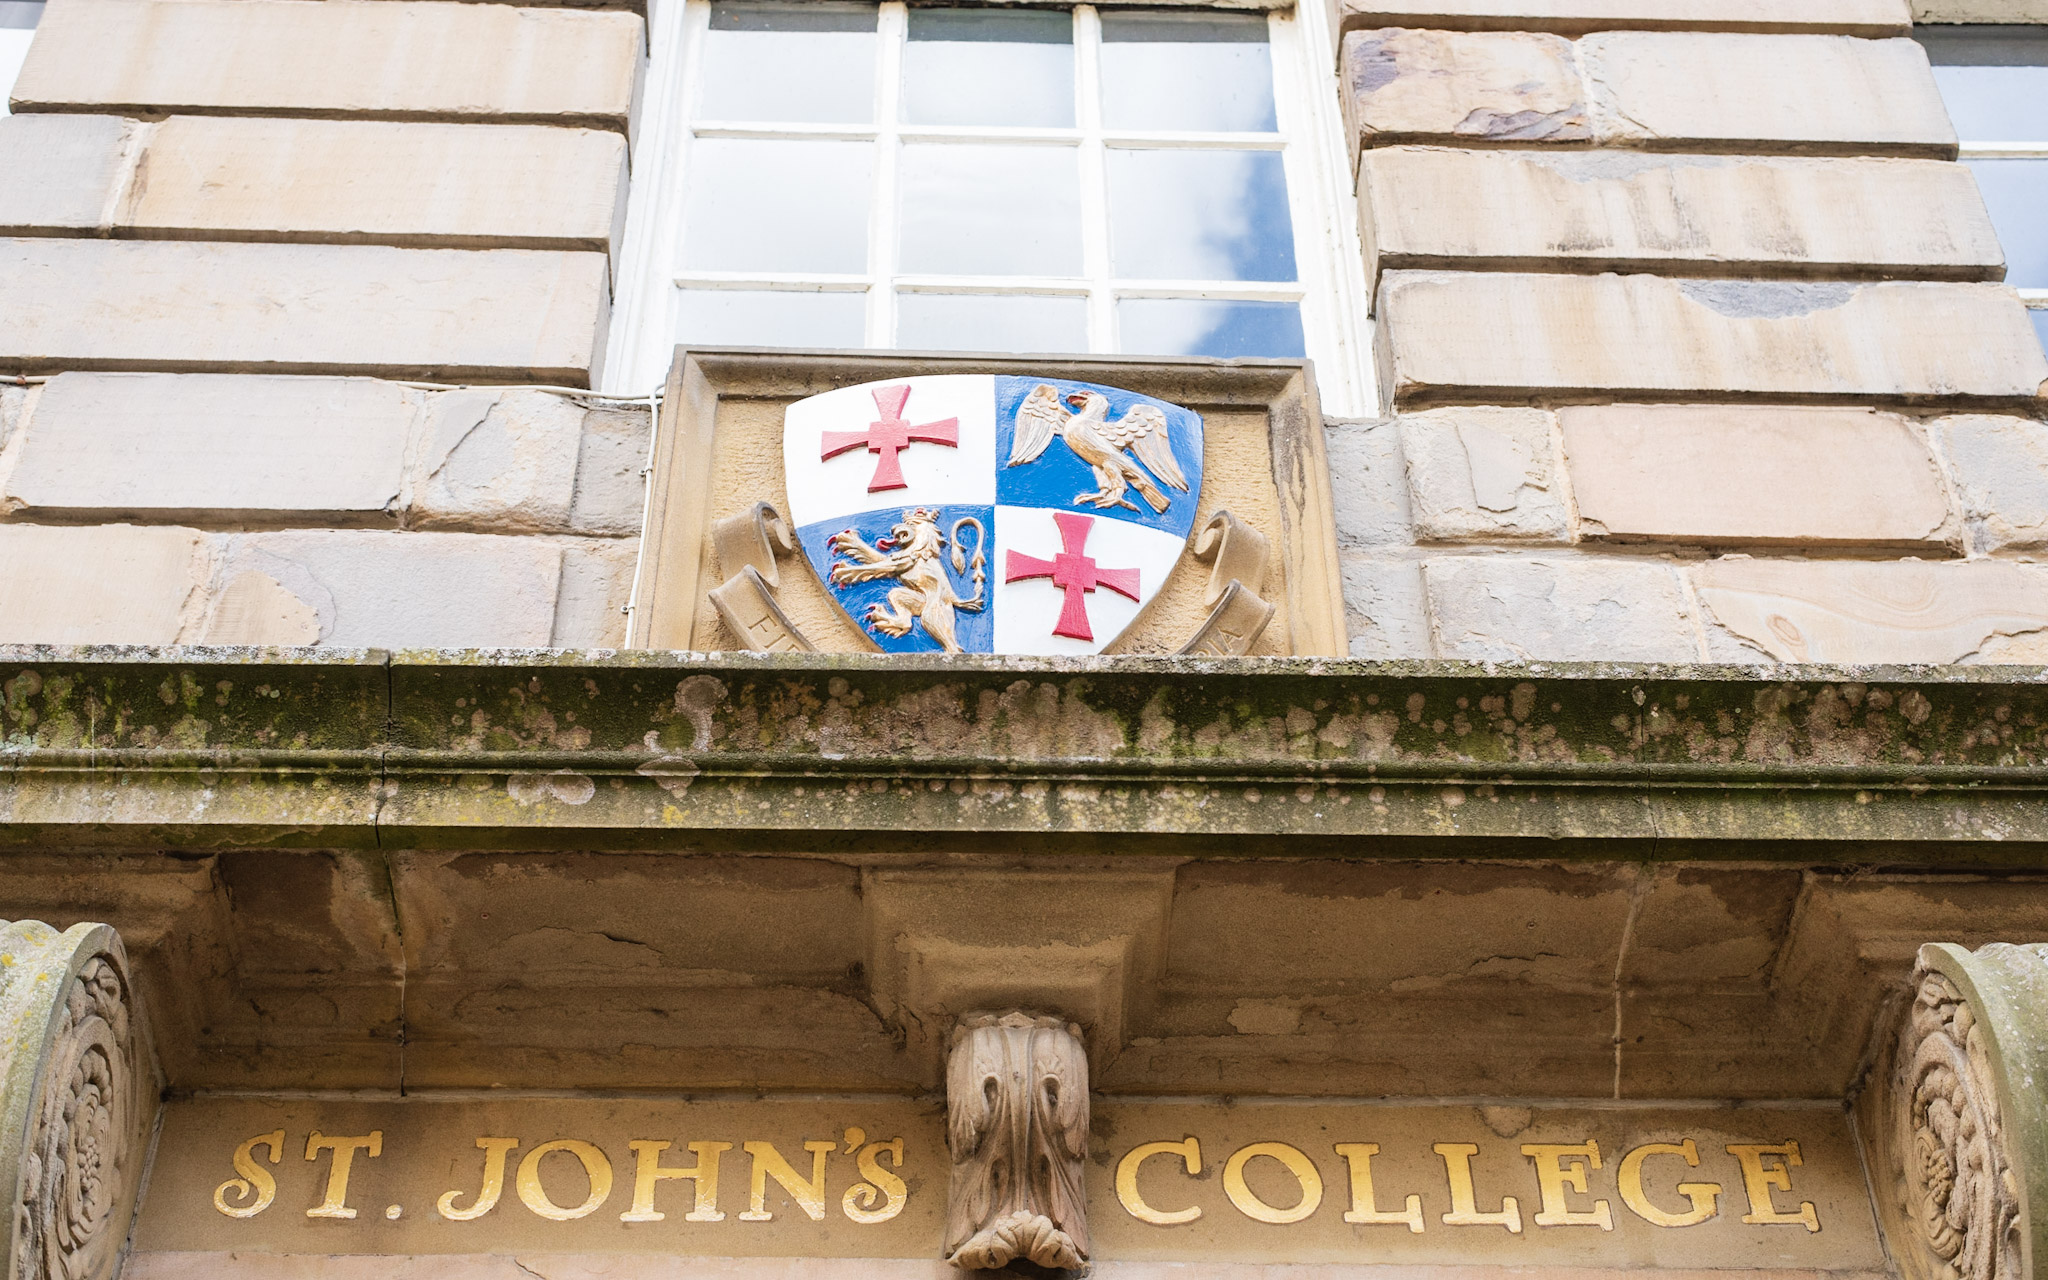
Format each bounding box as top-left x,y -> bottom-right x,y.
1106,404 -> 1189,492
1008,385 -> 1066,466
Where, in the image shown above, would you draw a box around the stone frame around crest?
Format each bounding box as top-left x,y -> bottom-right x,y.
625,347 -> 1349,657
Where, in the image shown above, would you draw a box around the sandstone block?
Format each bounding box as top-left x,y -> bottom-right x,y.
121,118 -> 629,256
1325,419 -> 1414,547
1693,558 -> 2048,664
1401,406 -> 1568,542
554,537 -> 637,648
1341,554 -> 1431,659
570,407 -> 652,536
1916,0 -> 2048,17
0,115 -> 129,234
1560,405 -> 1956,550
211,531 -> 563,648
0,239 -> 610,384
1338,0 -> 1912,36
12,0 -> 645,134
1375,272 -> 2048,409
1341,28 -> 1588,160
1423,557 -> 1700,662
411,390 -> 582,533
1936,415 -> 2048,552
1357,148 -> 2003,285
4,373 -> 415,521
0,524 -> 209,645
0,385 -> 26,454
1580,33 -> 1954,154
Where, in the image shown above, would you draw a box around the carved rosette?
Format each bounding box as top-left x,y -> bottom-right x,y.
1868,943 -> 2048,1280
0,922 -> 156,1280
944,1012 -> 1090,1271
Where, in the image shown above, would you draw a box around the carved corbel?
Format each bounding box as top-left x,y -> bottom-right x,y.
0,920 -> 158,1280
707,501 -> 815,653
1863,942 -> 2048,1280
945,1012 -> 1090,1271
1176,509 -> 1276,657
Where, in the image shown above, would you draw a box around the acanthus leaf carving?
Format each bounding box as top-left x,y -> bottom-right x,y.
944,1012 -> 1090,1272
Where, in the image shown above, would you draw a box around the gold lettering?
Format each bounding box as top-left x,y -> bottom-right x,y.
1222,1141 -> 1323,1225
842,1139 -> 907,1224
1334,1143 -> 1423,1232
1727,1142 -> 1820,1232
1433,1143 -> 1521,1232
1521,1140 -> 1613,1230
741,1139 -> 835,1221
304,1131 -> 382,1220
438,1137 -> 520,1221
1617,1140 -> 1719,1228
1117,1138 -> 1203,1226
516,1139 -> 615,1221
214,1129 -> 285,1219
621,1139 -> 730,1222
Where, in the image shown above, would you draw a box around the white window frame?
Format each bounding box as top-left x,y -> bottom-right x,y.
1923,31 -> 2048,335
603,0 -> 1376,417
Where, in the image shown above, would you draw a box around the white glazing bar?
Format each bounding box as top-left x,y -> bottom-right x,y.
675,272 -> 875,290
866,2 -> 908,347
1960,142 -> 2048,157
601,0 -> 709,392
1271,0 -> 1375,416
694,123 -> 882,141
1073,4 -> 1116,354
897,276 -> 1094,295
1111,281 -> 1307,301
2021,289 -> 2048,304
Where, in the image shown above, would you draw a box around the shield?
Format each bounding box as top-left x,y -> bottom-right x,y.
782,374 -> 1205,655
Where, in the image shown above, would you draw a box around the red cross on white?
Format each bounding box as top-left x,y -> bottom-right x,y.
1003,512 -> 1141,642
818,384 -> 960,493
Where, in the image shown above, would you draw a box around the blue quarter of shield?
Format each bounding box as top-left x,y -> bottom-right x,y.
796,505 -> 998,654
993,376 -> 1204,540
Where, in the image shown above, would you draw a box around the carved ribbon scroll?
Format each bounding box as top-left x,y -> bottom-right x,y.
0,920 -> 157,1280
944,1012 -> 1090,1271
707,502 -> 815,653
1176,509 -> 1276,657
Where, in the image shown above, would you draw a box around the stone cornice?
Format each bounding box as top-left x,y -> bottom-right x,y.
4,645 -> 2048,856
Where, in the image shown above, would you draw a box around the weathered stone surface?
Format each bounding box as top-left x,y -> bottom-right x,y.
213,531 -> 563,648
1422,556 -> 1700,661
1935,414 -> 2048,553
0,114 -> 129,234
12,0 -> 645,134
1338,0 -> 1912,35
1339,553 -> 1430,658
1693,558 -> 2048,663
411,390 -> 582,533
1561,405 -> 1956,549
1401,406 -> 1568,542
570,406 -> 651,536
119,118 -> 629,255
1340,28 -> 1588,157
0,385 -> 27,454
0,239 -> 610,383
0,524 -> 209,644
1375,272 -> 2048,408
1324,418 -> 1412,547
1580,33 -> 1954,154
553,538 -> 636,648
3,373 -> 414,521
1914,0 -> 2048,20
1358,147 -> 2003,284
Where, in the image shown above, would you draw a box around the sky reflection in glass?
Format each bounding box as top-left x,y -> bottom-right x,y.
675,289 -> 868,348
1119,299 -> 1305,358
899,143 -> 1083,276
699,2 -> 876,124
897,294 -> 1088,351
1966,159 -> 2048,287
904,8 -> 1074,128
682,138 -> 873,274
1100,12 -> 1275,133
1108,149 -> 1296,281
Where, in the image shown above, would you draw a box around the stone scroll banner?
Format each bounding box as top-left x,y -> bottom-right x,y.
0,920 -> 157,1280
132,1096 -> 1880,1271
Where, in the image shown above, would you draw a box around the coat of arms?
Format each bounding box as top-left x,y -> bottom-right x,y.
779,375 -> 1206,656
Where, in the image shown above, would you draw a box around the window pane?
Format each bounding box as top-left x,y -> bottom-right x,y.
1108,149 -> 1296,281
896,293 -> 1087,351
682,138 -> 872,274
898,143 -> 1082,276
675,289 -> 867,348
2032,308 -> 2048,355
1118,298 -> 1305,359
903,8 -> 1073,128
698,2 -> 876,124
1930,65 -> 2048,141
1101,12 -> 1276,133
1967,159 -> 2048,287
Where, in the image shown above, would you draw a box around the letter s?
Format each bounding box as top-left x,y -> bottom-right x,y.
842,1139 -> 907,1224
215,1129 -> 285,1218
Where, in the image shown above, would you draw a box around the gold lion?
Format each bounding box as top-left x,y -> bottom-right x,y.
827,508 -> 987,654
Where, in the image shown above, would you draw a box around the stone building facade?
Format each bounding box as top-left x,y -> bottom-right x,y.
0,0 -> 2047,1275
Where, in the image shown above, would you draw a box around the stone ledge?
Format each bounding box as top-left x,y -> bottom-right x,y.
1338,0 -> 1912,37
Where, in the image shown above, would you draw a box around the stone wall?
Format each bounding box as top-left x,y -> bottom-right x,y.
1332,0 -> 2048,664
